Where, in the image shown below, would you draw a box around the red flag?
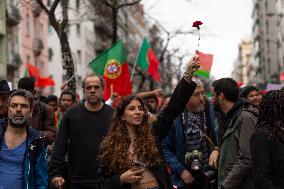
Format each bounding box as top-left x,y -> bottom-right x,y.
136,37 -> 161,82
280,71 -> 284,81
26,63 -> 55,87
38,77 -> 55,87
195,51 -> 213,78
27,63 -> 41,80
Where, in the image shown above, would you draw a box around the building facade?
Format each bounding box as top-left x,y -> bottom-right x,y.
252,0 -> 282,86
232,37 -> 254,84
0,0 -> 6,79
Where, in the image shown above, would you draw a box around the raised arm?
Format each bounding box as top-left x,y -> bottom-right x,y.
152,55 -> 200,140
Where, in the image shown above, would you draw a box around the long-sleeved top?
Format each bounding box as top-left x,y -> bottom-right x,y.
49,103 -> 113,184
97,78 -> 197,189
251,128 -> 284,189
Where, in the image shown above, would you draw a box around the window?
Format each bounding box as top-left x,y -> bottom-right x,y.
40,23 -> 44,40
77,50 -> 81,64
48,48 -> 53,61
26,55 -> 30,63
76,24 -> 81,37
26,15 -> 30,36
76,0 -> 80,9
40,61 -> 44,74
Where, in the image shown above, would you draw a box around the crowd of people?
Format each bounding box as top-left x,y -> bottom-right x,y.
0,55 -> 283,189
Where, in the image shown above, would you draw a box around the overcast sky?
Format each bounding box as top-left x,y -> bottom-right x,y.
142,0 -> 253,79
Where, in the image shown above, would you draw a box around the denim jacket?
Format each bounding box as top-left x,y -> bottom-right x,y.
0,120 -> 48,189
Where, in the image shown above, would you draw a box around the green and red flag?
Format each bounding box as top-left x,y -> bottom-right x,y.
25,63 -> 55,87
135,37 -> 161,81
89,40 -> 132,100
195,51 -> 213,78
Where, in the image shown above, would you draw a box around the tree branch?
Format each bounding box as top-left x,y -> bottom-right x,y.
50,0 -> 61,14
104,0 -> 114,9
61,0 -> 69,29
35,0 -> 49,14
117,0 -> 141,9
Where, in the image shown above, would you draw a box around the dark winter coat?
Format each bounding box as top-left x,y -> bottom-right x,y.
251,128 -> 284,189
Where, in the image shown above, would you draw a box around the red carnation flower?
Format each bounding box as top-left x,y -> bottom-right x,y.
192,21 -> 203,29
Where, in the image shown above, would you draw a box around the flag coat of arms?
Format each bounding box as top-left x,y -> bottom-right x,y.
89,40 -> 132,100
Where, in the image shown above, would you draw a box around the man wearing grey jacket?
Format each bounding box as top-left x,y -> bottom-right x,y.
210,78 -> 258,189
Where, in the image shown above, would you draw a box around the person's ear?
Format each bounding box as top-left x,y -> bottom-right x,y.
219,92 -> 224,101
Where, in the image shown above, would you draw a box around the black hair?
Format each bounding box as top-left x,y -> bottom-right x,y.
18,77 -> 35,93
8,89 -> 34,110
47,95 -> 58,103
212,78 -> 239,102
39,95 -> 48,104
144,95 -> 158,104
59,90 -> 76,103
239,85 -> 259,98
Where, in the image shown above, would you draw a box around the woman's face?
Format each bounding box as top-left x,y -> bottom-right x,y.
122,99 -> 145,127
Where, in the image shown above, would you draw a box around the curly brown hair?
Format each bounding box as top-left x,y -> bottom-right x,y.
98,95 -> 162,174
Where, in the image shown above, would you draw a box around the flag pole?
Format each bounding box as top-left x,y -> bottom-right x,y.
61,59 -> 93,88
131,37 -> 144,81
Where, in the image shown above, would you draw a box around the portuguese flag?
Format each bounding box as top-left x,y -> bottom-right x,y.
195,51 -> 213,78
136,37 -> 161,81
89,40 -> 132,100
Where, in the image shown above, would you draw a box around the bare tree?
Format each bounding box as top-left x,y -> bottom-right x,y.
88,0 -> 142,44
35,0 -> 76,93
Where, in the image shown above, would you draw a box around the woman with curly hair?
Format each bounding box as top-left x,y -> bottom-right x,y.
251,90 -> 284,189
97,56 -> 200,189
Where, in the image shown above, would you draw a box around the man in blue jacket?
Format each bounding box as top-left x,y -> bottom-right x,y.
163,78 -> 218,189
0,89 -> 48,189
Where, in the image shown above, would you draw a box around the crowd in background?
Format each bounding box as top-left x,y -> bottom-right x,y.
0,55 -> 283,189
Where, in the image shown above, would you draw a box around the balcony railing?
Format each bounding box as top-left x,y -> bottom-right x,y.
8,53 -> 22,67
6,5 -> 21,27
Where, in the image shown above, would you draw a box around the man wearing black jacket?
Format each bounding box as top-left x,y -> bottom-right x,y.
50,74 -> 113,189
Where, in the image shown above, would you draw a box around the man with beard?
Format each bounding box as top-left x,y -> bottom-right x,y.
18,77 -> 56,145
210,78 -> 258,189
0,89 -> 48,189
50,74 -> 113,189
0,80 -> 10,125
163,78 -> 218,189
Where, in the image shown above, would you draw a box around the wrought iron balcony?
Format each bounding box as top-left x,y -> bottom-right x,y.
6,5 -> 21,27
